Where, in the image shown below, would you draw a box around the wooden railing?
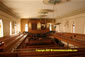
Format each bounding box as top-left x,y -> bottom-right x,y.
48,32 -> 85,48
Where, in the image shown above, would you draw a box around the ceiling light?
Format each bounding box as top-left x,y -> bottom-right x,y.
38,15 -> 47,18
40,9 -> 54,12
43,0 -> 70,5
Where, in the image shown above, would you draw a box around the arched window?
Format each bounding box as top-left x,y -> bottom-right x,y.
15,23 -> 17,34
72,24 -> 75,33
10,21 -> 12,35
25,24 -> 28,32
0,19 -> 3,37
49,24 -> 52,31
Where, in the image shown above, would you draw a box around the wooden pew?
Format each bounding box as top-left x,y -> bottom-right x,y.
0,35 -> 20,52
0,53 -> 17,57
4,34 -> 27,52
15,48 -> 85,57
49,33 -> 85,48
0,33 -> 27,52
0,33 -> 21,42
0,48 -> 85,57
61,33 -> 85,41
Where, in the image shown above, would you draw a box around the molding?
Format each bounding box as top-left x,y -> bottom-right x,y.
21,18 -> 56,23
0,1 -> 19,18
21,18 -> 55,20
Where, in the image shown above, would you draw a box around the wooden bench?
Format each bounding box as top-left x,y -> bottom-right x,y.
49,33 -> 85,48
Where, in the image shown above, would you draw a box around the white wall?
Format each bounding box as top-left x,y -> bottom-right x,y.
0,10 -> 20,36
56,13 -> 85,34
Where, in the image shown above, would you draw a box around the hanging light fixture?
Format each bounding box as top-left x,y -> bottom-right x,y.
55,23 -> 61,25
39,11 -> 48,15
38,9 -> 54,18
39,9 -> 54,16
43,0 -> 70,5
38,15 -> 47,18
40,9 -> 54,12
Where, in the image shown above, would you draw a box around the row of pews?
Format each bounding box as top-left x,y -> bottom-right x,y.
0,48 -> 85,57
0,32 -> 85,57
15,32 -> 85,57
48,32 -> 85,48
0,33 -> 28,52
16,48 -> 85,57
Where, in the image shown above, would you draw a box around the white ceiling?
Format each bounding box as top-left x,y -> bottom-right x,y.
2,0 -> 85,18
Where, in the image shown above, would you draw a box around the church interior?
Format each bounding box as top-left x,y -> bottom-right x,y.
0,0 -> 85,57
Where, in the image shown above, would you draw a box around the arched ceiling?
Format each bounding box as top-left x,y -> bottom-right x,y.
1,0 -> 85,19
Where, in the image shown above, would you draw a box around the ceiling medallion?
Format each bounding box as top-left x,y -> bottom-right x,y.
43,0 -> 70,5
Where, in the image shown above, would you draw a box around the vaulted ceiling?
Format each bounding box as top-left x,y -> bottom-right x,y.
1,0 -> 85,19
